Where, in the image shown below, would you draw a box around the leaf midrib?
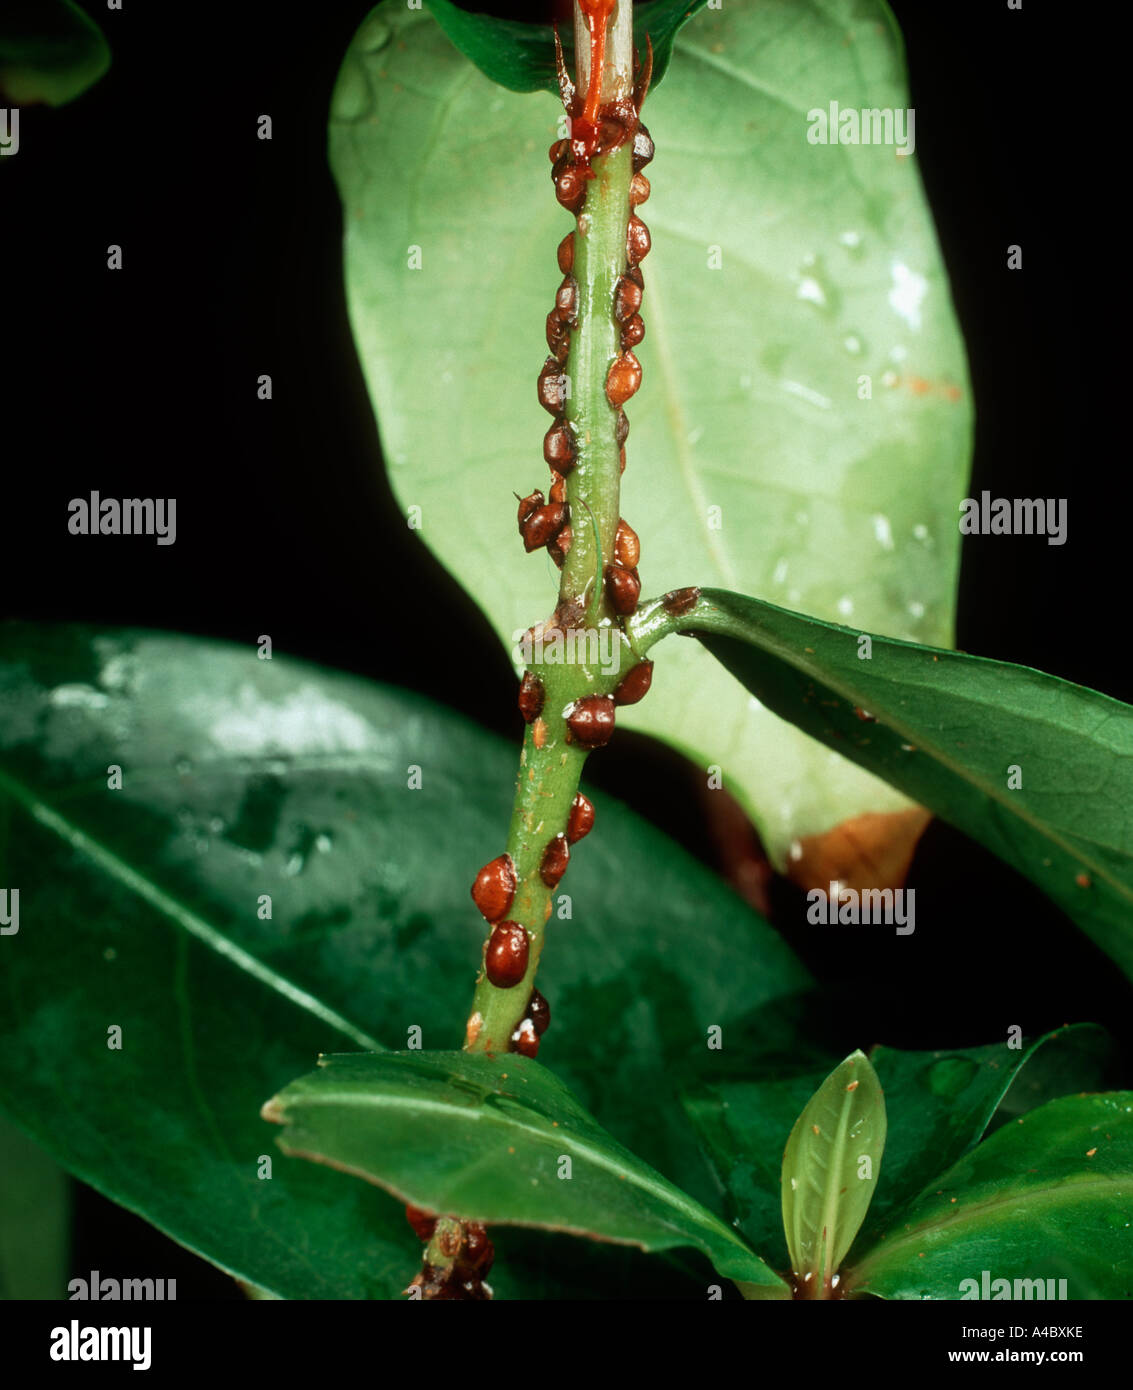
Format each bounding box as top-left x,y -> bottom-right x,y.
277,1081 -> 771,1277
0,765 -> 384,1052
851,1172 -> 1133,1286
698,598 -> 1133,906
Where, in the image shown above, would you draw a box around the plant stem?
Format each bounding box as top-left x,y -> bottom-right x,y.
560,136 -> 634,619
463,1 -> 638,1056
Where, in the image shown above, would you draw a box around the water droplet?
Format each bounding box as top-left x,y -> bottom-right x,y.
837,596 -> 854,617
888,262 -> 928,332
796,276 -> 827,308
843,334 -> 864,356
912,523 -> 930,542
315,833 -> 333,853
907,600 -> 925,619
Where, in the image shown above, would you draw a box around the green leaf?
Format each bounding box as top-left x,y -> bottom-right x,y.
680,1025 -> 1108,1271
0,622 -> 806,1298
425,0 -> 709,96
0,0 -> 110,106
781,1050 -> 885,1295
264,1050 -> 786,1292
847,1093 -> 1133,1300
0,1116 -> 70,1299
636,588 -> 1133,982
863,1026 -> 1112,1240
331,0 -> 971,871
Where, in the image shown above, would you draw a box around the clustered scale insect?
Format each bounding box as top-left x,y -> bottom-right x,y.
403,1210 -> 495,1301
522,12 -> 654,603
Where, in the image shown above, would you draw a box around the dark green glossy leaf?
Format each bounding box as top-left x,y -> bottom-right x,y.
426,0 -> 708,95
264,1050 -> 786,1292
0,0 -> 109,106
864,1026 -> 1112,1240
0,623 -> 806,1297
780,1051 -> 885,1293
847,1093 -> 1133,1300
681,1025 -> 1110,1270
0,1116 -> 69,1299
638,589 -> 1133,982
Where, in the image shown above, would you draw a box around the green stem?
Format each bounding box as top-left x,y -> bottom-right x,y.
560,136 -> 634,619
463,3 -> 636,1055
464,664 -> 589,1054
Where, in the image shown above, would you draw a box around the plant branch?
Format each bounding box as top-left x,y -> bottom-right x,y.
463,0 -> 647,1059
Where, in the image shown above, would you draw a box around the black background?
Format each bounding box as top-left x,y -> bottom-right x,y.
3,1 -> 1125,1298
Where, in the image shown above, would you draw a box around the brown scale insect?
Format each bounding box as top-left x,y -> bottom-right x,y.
626,215 -> 651,266
546,310 -> 570,363
565,694 -> 616,748
555,275 -> 579,326
526,987 -> 551,1036
630,172 -> 650,206
510,1017 -> 540,1059
520,502 -> 568,553
614,410 -> 630,446
405,1205 -> 437,1242
555,165 -> 587,213
625,264 -> 644,290
662,586 -> 701,616
621,314 -> 645,350
633,125 -> 655,172
614,518 -> 640,568
517,671 -> 545,723
462,1224 -> 494,1276
619,447 -> 626,475
548,473 -> 567,505
538,356 -> 567,415
540,832 -> 570,888
471,853 -> 516,923
557,232 -> 575,274
547,523 -> 572,569
614,659 -> 653,706
605,563 -> 641,615
548,138 -> 569,165
485,921 -> 529,989
566,792 -> 595,844
517,488 -> 544,526
606,352 -> 642,408
614,275 -> 643,324
544,420 -> 577,473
